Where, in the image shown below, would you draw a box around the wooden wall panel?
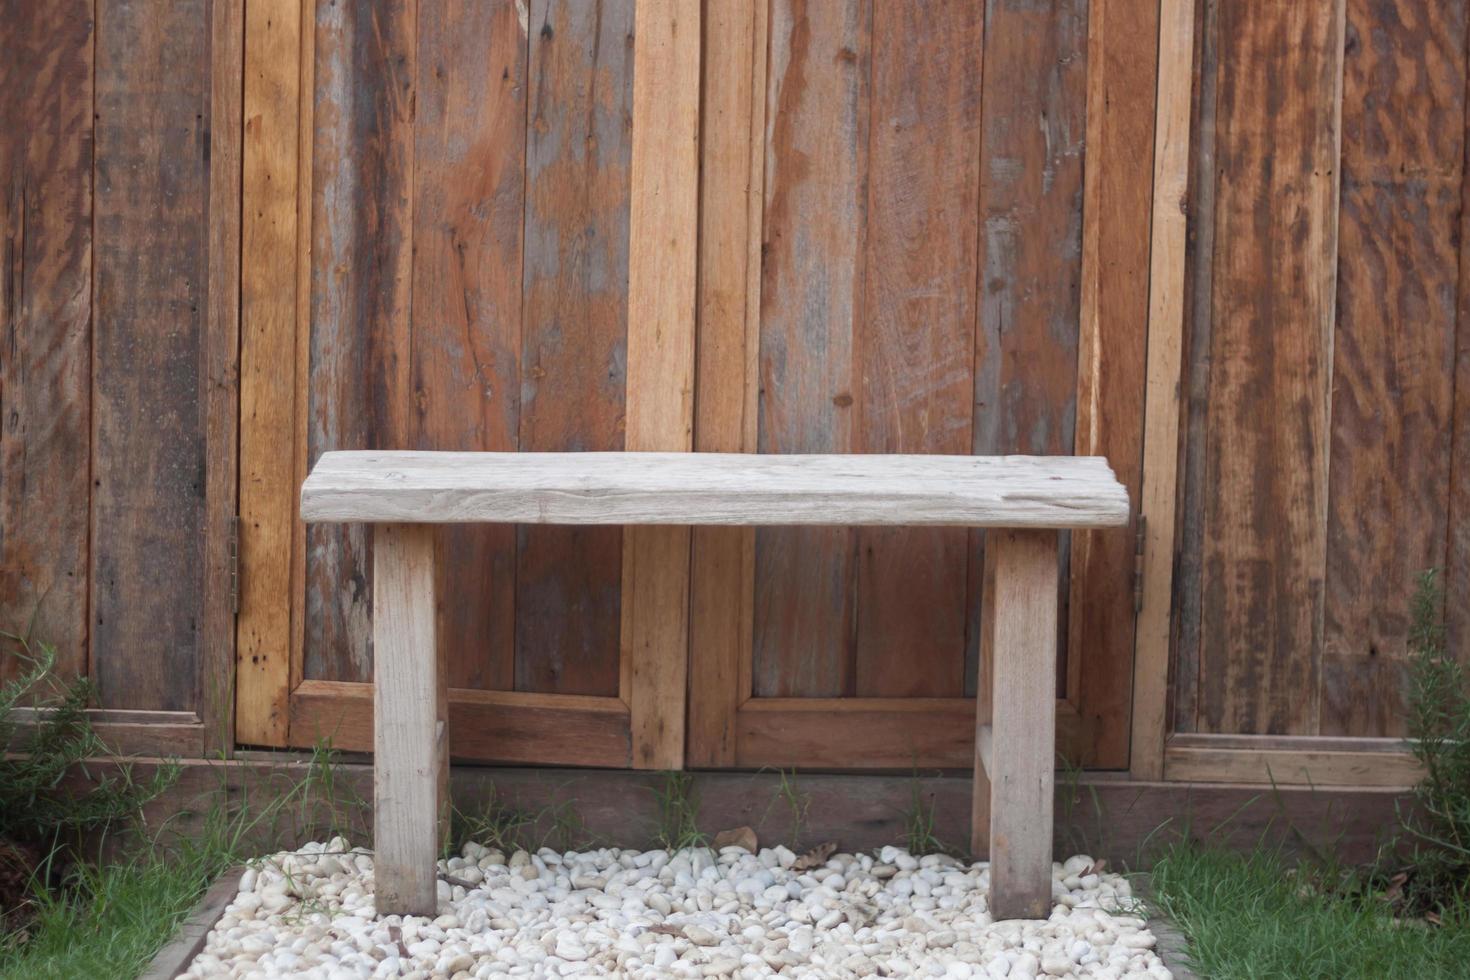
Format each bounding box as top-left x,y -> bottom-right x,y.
0,1 -> 93,681
752,0 -> 868,698
1194,0 -> 1343,735
852,0 -> 982,699
970,0 -> 1089,702
515,0 -> 633,698
1320,0 -> 1466,736
410,0 -> 526,692
304,0 -> 416,686
91,0 -> 212,711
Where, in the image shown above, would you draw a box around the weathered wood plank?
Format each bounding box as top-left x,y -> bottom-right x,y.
753,0 -> 868,698
304,0 -> 417,686
985,529 -> 1059,918
1454,42 -> 1470,675
238,0 -> 303,745
371,524 -> 444,916
410,0 -> 527,692
516,0 -> 633,698
970,0 -> 1088,709
1072,0 -> 1158,768
1199,0 -> 1344,735
1165,735 -> 1422,788
623,0 -> 700,770
1321,0 -> 1465,736
687,0 -> 766,768
853,0 -> 982,699
0,1 -> 92,682
91,0 -> 210,710
301,451 -> 1131,527
1132,0 -> 1197,774
289,681 -> 632,768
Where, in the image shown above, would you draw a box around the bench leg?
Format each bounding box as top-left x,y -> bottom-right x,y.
982,528 -> 1058,920
372,523 -> 447,917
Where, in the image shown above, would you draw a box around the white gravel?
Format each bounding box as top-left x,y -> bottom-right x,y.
183,838 -> 1172,979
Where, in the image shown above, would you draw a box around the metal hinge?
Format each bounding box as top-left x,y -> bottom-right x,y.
1133,514 -> 1147,614
229,516 -> 241,615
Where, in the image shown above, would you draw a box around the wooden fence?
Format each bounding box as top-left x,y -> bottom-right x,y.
1,0 -> 1465,791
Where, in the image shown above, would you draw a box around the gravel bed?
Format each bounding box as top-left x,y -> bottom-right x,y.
183,838 -> 1173,979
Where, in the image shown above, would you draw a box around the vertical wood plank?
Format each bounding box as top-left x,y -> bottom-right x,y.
372,523 -> 445,917
0,1 -> 92,681
852,0 -> 981,699
687,0 -> 766,767
410,0 -> 527,692
970,0 -> 1088,708
238,0 -> 303,745
623,0 -> 699,769
1070,0 -> 1158,767
1131,0 -> 1197,778
305,0 -> 417,686
1454,57 -> 1470,673
91,0 -> 211,710
202,0 -> 245,754
1321,0 -> 1465,735
986,529 -> 1059,920
1199,0 -> 1344,735
753,0 -> 868,698
516,0 -> 633,697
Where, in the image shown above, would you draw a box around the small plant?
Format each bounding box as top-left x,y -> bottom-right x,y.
759,768 -> 810,851
901,777 -> 945,856
652,771 -> 705,851
1394,569 -> 1470,913
451,789 -> 534,856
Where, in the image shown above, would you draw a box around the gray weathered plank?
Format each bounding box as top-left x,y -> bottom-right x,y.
302,451 -> 1130,528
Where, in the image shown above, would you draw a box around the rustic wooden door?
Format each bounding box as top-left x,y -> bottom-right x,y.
685,0 -> 1157,770
233,0 -> 698,768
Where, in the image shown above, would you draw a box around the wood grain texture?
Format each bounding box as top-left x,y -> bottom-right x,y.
289,681 -> 632,768
238,0 -> 303,745
301,451 -> 1131,527
515,0 -> 634,698
623,0 -> 700,770
410,0 -> 527,692
371,524 -> 444,916
0,0 -> 92,681
305,0 -> 417,686
202,0 -> 245,754
1454,32 -> 1470,676
1072,0 -> 1158,768
1132,0 -> 1197,775
1198,0 -> 1344,735
687,0 -> 766,767
753,0 -> 868,698
983,530 -> 1059,918
1321,0 -> 1465,736
91,0 -> 210,711
853,0 -> 982,700
970,0 -> 1088,711
1165,734 -> 1422,788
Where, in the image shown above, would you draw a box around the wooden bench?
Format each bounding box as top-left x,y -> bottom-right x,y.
300,450 -> 1129,919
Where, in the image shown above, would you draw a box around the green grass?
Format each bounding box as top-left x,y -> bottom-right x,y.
1147,845 -> 1470,980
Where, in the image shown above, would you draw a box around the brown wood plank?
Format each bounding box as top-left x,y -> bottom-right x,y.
1165,737 -> 1422,788
852,0 -> 981,699
753,0 -> 869,698
1198,0 -> 1344,735
289,681 -> 632,768
304,0 -> 417,687
1072,0 -> 1158,767
202,0 -> 245,754
238,0 -> 303,745
969,0 -> 1089,707
623,0 -> 700,770
1321,0 -> 1466,736
410,0 -> 527,692
1455,54 -> 1470,675
515,0 -> 633,698
1133,0 -> 1196,774
0,1 -> 92,682
90,0 -> 211,711
687,0 -> 766,767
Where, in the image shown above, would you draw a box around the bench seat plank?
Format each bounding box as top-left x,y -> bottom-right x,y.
300,451 -> 1129,528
